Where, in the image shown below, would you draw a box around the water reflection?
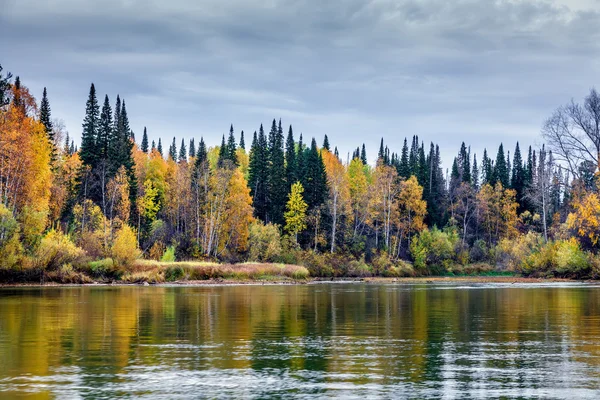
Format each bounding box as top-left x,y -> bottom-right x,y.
1,283 -> 600,398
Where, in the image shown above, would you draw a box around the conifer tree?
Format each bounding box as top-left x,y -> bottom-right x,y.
217,134 -> 227,167
302,138 -> 327,210
239,130 -> 245,150
322,134 -> 330,151
151,140 -> 156,152
297,133 -> 305,179
248,125 -> 269,221
179,138 -> 187,162
12,76 -> 24,114
40,87 -> 53,142
64,132 -> 70,155
360,144 -> 367,165
141,127 -> 149,153
285,125 -> 297,190
511,142 -> 526,211
169,137 -> 177,160
195,137 -> 207,169
378,138 -> 385,163
80,83 -> 100,168
0,64 -> 12,107
189,138 -> 195,158
494,143 -> 509,188
157,138 -> 163,157
227,125 -> 237,165
97,95 -> 112,160
472,154 -> 479,189
268,119 -> 287,224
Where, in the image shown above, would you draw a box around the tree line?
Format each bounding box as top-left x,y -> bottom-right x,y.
1,64 -> 600,279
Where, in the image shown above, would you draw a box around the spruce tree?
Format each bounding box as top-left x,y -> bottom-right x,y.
360,144 -> 367,165
472,154 -> 479,189
40,87 -> 53,142
189,138 -> 195,158
98,95 -> 112,160
217,134 -> 227,167
494,143 -> 509,188
0,64 -> 12,107
297,133 -> 305,179
268,119 -> 287,224
511,142 -> 526,211
179,138 -> 187,162
151,140 -> 156,152
157,138 -> 163,157
378,138 -> 385,162
80,83 -> 100,168
227,125 -> 238,165
169,137 -> 177,160
334,146 -> 339,159
399,138 -> 410,178
239,130 -> 245,150
302,138 -> 327,210
141,127 -> 149,153
195,137 -> 208,169
64,132 -> 70,156
285,125 -> 297,190
322,134 -> 330,151
12,76 -> 24,114
248,126 -> 269,221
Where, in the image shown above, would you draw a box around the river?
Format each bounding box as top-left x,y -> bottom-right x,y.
1,283 -> 600,398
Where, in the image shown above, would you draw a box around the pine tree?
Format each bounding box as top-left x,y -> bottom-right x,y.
12,76 -> 24,114
217,134 -> 227,167
168,137 -> 177,160
248,125 -> 269,221
151,140 -> 156,152
482,149 -> 493,185
0,64 -> 12,107
227,125 -> 238,165
297,133 -> 305,179
378,138 -> 385,163
472,154 -> 479,189
195,137 -> 207,169
39,87 -> 53,142
98,95 -> 112,160
494,143 -> 509,188
322,134 -> 330,151
267,119 -> 287,224
179,138 -> 187,162
80,83 -> 100,168
285,125 -> 297,190
157,138 -> 163,157
239,130 -> 245,150
64,132 -> 70,155
511,142 -> 526,211
398,138 -> 410,178
302,138 -> 327,210
141,127 -> 149,153
360,144 -> 367,165
189,138 -> 195,158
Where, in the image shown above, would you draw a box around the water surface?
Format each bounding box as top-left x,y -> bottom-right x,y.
1,282 -> 600,399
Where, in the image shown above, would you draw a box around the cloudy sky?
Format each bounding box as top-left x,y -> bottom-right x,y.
2,0 -> 600,167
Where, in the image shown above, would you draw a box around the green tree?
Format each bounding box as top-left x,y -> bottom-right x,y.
80,83 -> 100,168
268,119 -> 286,224
179,138 -> 187,162
141,127 -> 149,153
494,143 -> 509,188
285,125 -> 297,191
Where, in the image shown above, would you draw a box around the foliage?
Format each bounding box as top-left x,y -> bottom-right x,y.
0,204 -> 23,269
410,227 -> 460,274
284,181 -> 308,239
161,245 -> 176,262
34,230 -> 85,270
248,222 -> 282,262
111,224 -> 140,268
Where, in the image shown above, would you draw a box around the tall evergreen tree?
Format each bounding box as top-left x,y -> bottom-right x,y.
378,138 -> 385,162
297,133 -> 305,179
141,127 -> 149,153
169,137 -> 177,160
494,143 -> 509,188
268,119 -> 287,224
0,64 -> 12,107
151,140 -> 156,152
360,143 -> 367,165
322,134 -> 330,151
472,154 -> 479,189
195,137 -> 207,169
98,95 -> 112,160
39,87 -> 53,142
12,76 -> 24,114
157,138 -> 163,157
179,139 -> 187,162
248,125 -> 270,221
217,134 -> 227,167
239,130 -> 245,150
80,83 -> 100,168
189,138 -> 195,158
302,138 -> 327,210
227,125 -> 238,165
398,138 -> 410,178
511,142 -> 526,211
285,125 -> 297,189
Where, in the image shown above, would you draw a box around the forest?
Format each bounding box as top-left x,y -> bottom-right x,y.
1,63 -> 600,283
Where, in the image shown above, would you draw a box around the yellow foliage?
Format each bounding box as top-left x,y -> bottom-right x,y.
111,224 -> 140,268
284,181 -> 308,239
566,191 -> 600,247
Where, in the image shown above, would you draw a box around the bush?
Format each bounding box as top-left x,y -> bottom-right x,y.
35,230 -> 85,271
164,265 -> 184,281
522,239 -> 591,277
348,257 -> 372,277
0,204 -> 23,270
494,232 -> 544,271
410,227 -> 459,274
469,240 -> 488,263
299,251 -> 334,277
248,222 -> 282,262
86,258 -> 116,277
111,225 -> 140,269
45,263 -> 93,284
77,230 -> 106,260
161,245 -> 176,262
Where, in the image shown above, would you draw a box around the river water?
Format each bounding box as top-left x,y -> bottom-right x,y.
1,283 -> 600,399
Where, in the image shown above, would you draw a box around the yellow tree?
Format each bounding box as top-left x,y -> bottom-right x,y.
394,176 -> 427,257
347,157 -> 370,239
221,168 -> 254,253
284,181 -> 308,242
322,150 -> 350,252
566,190 -> 600,248
477,182 -> 518,244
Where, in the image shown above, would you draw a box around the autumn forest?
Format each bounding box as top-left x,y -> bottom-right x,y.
2,63 -> 600,283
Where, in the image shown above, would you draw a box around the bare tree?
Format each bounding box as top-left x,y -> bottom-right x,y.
543,88 -> 600,179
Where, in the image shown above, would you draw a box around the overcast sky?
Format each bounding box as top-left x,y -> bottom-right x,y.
2,0 -> 600,167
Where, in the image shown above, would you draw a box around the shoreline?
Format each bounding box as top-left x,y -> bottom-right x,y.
1,275 -> 597,288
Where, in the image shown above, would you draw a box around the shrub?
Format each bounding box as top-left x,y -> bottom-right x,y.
86,258 -> 116,277
111,225 -> 140,269
248,222 -> 282,262
121,270 -> 165,284
348,257 -> 372,277
469,240 -> 488,263
494,232 -> 544,271
35,230 -> 85,271
299,251 -> 334,277
554,239 -> 591,276
161,245 -> 176,262
0,204 -> 23,270
148,241 -> 165,260
410,227 -> 459,274
164,265 -> 185,281
45,263 -> 93,284
77,230 -> 106,260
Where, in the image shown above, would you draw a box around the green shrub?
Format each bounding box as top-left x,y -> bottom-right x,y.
410,227 -> 459,274
161,246 -> 176,262
469,240 -> 489,263
164,265 -> 185,282
494,232 -> 544,271
248,222 -> 282,262
554,239 -> 590,276
348,258 -> 372,277
35,230 -> 85,271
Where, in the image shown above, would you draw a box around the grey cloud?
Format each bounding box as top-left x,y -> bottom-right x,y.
1,0 -> 600,165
